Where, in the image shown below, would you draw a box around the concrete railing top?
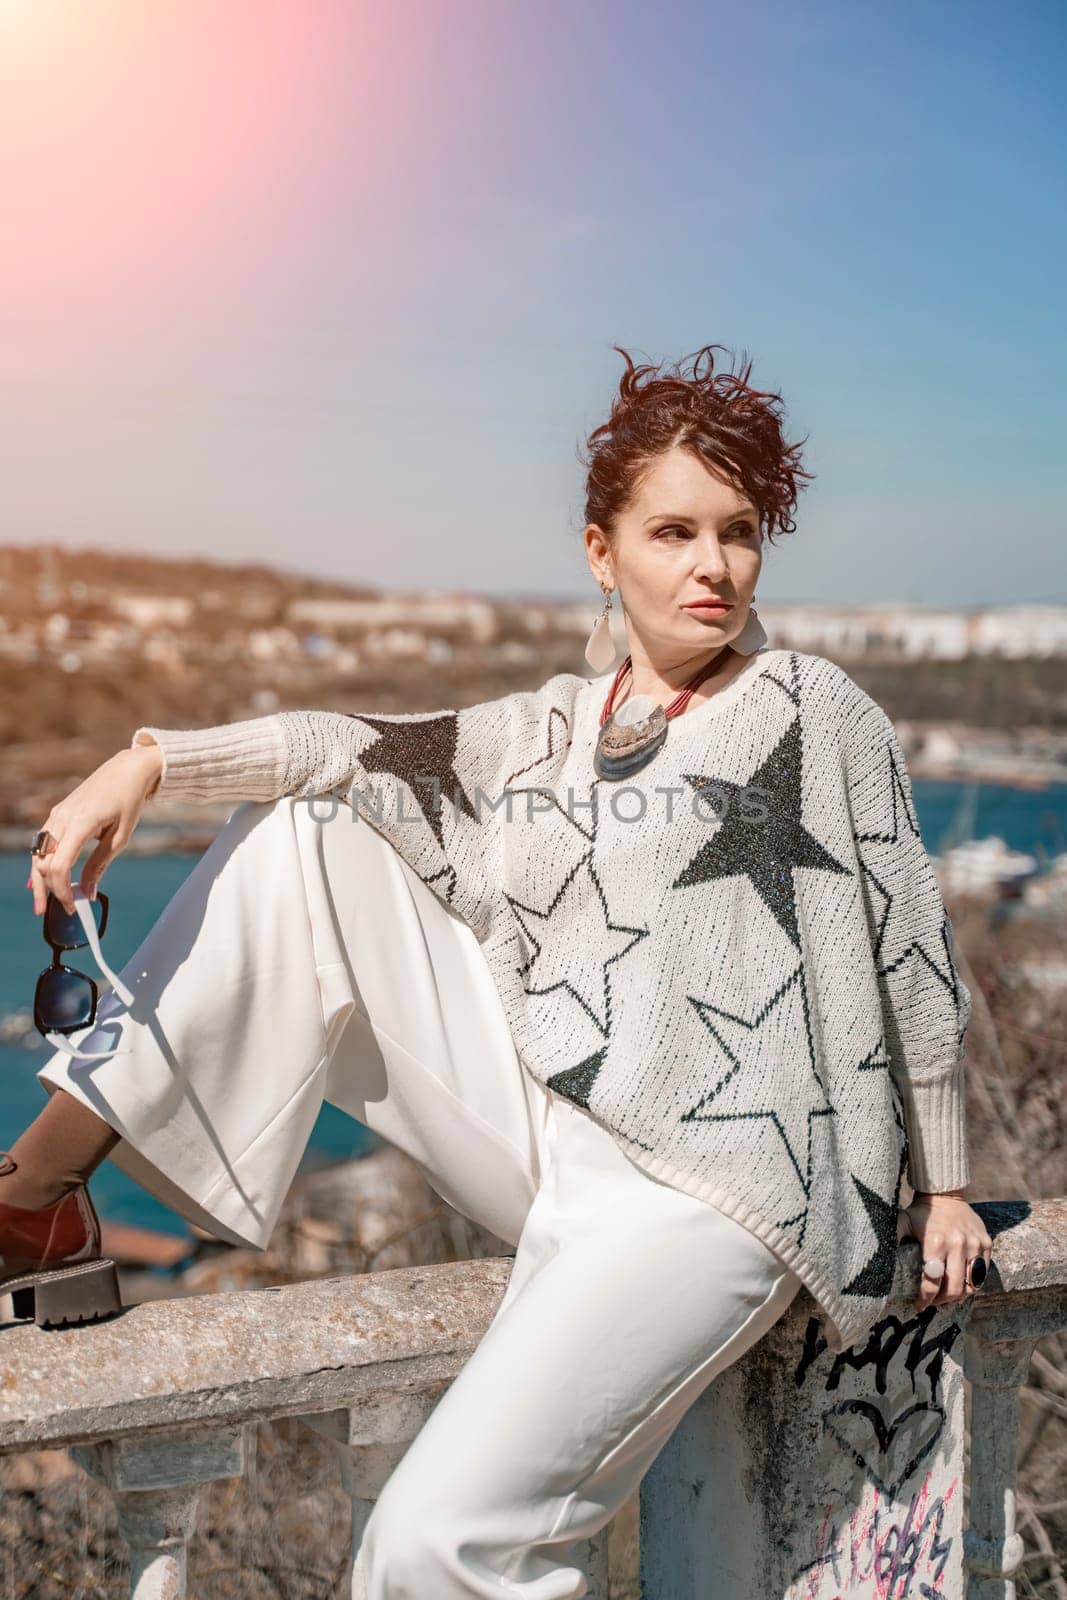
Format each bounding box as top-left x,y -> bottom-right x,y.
0,1256 -> 513,1454
959,1196 -> 1067,1292
1,1197 -> 1063,1458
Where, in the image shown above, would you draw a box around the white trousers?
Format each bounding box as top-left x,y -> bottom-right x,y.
39,795 -> 804,1599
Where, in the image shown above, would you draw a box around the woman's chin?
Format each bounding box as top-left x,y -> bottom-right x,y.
679,611 -> 734,640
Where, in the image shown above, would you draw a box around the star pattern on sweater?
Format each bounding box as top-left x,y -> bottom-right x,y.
682,1097 -> 838,1250
504,774 -> 603,848
678,966 -> 838,1246
875,898 -> 970,1055
853,728 -> 922,853
546,1046 -> 607,1109
503,705 -> 573,790
852,738 -> 969,1048
505,854 -> 649,1037
506,753 -> 642,1110
414,862 -> 462,907
840,1176 -> 901,1300
671,717 -> 852,949
855,1035 -> 893,1075
504,715 -> 602,846
763,649 -> 804,708
841,1081 -> 910,1301
350,713 -> 480,856
686,963 -> 831,1104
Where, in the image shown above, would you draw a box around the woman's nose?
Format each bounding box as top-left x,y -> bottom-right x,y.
692,548 -> 728,581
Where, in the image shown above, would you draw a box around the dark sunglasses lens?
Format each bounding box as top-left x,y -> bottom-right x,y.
43,893 -> 105,951
34,967 -> 95,1032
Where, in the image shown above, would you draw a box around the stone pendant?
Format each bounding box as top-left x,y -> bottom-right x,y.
593,695 -> 669,781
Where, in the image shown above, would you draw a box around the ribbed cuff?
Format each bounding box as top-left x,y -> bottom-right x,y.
893,1056 -> 970,1194
131,717 -> 289,804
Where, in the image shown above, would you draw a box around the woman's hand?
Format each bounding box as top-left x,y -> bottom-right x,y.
26,743 -> 165,917
896,1189 -> 994,1312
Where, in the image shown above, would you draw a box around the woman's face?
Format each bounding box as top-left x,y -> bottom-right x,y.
584,444 -> 763,665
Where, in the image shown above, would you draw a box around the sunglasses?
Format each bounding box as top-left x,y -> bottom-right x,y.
33,888 -> 135,1061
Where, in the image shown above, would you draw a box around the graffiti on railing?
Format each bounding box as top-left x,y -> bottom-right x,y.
790,1470 -> 962,1597
782,1307 -> 966,1596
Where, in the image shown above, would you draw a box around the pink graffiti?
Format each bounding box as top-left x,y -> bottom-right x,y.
794,1471 -> 962,1597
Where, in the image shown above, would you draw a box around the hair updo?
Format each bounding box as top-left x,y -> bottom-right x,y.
579,343 -> 814,548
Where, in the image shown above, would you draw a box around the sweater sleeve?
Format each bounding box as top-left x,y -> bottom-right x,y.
130,695 -> 523,940
844,695 -> 972,1195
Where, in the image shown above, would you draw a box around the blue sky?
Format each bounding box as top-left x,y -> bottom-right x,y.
3,0 -> 1065,604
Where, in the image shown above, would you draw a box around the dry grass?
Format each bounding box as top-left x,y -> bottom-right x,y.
951,894 -> 1067,1597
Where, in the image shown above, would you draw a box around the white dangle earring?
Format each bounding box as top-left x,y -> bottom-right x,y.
584,583 -> 619,672
731,597 -> 768,655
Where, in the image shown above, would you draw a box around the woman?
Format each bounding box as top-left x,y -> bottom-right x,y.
9,343 -> 992,1598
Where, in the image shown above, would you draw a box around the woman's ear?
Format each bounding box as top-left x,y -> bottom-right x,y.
583,522 -> 613,584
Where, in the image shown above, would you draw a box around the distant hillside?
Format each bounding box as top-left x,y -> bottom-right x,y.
0,544 -> 592,829
0,542 -> 384,610
2,544 -> 1065,832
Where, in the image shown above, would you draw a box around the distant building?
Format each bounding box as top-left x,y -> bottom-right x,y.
111,594 -> 195,629
970,606 -> 1067,657
288,594 -> 498,643
754,603 -> 1066,659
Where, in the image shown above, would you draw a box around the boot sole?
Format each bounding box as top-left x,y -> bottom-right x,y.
2,1258 -> 123,1329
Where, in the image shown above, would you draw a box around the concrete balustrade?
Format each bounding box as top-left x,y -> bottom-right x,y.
640,1197 -> 1067,1599
0,1198 -> 1062,1598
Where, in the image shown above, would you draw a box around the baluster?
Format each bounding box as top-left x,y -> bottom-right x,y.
299,1401 -> 613,1597
71,1424 -> 251,1600
298,1393 -> 442,1598
574,1526 -> 611,1597
962,1333 -> 1035,1599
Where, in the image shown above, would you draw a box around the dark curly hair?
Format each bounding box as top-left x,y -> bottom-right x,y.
579,343 -> 814,548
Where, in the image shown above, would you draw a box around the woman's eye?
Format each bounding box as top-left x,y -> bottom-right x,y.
655,524 -> 754,541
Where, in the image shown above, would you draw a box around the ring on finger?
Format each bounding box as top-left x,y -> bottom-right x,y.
965,1253 -> 989,1292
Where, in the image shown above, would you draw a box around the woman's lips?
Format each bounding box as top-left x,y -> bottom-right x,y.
683,601 -> 734,613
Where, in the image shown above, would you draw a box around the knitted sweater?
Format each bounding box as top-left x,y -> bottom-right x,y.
131,645 -> 972,1353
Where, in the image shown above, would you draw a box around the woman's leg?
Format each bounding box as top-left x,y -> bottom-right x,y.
356,1091 -> 805,1600
33,794 -> 552,1251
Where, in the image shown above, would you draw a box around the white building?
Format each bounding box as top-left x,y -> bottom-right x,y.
111,594 -> 195,630
288,594 -> 498,644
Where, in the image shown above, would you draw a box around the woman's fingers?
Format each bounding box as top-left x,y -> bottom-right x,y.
28,749 -> 155,918
936,1222 -> 994,1304
901,1203 -> 994,1315
81,823 -> 121,900
938,1228 -> 969,1305
967,1226 -> 995,1294
28,818 -> 72,916
34,829 -> 86,917
913,1223 -> 947,1312
28,850 -> 51,916
896,1207 -> 916,1244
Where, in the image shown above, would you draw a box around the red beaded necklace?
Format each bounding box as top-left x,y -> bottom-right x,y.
599,646 -> 731,727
